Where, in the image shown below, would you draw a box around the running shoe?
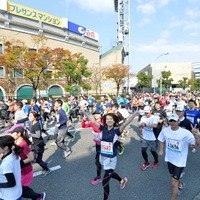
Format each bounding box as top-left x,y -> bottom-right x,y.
191,147 -> 197,153
140,162 -> 150,171
50,141 -> 57,146
63,150 -> 71,159
71,134 -> 76,142
120,177 -> 128,189
152,161 -> 159,168
37,192 -> 46,200
178,182 -> 186,196
91,177 -> 102,185
42,170 -> 51,177
119,146 -> 125,156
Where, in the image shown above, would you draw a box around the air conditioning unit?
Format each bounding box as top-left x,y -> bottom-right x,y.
38,29 -> 43,34
4,21 -> 9,28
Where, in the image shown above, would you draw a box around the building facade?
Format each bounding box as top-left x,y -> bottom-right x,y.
139,62 -> 194,92
0,0 -> 100,99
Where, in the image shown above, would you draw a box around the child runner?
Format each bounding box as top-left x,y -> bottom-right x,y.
82,110 -> 138,200
0,135 -> 22,200
7,124 -> 46,200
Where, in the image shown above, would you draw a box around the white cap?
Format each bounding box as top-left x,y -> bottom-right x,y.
143,106 -> 151,113
21,99 -> 28,103
168,113 -> 179,121
175,105 -> 185,112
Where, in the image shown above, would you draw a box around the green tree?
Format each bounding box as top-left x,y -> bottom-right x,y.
177,77 -> 189,89
157,70 -> 173,91
54,52 -> 92,93
137,72 -> 153,92
188,78 -> 199,91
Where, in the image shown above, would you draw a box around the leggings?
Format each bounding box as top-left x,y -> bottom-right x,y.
22,186 -> 41,200
141,147 -> 158,163
102,169 -> 122,200
36,151 -> 49,171
95,144 -> 102,177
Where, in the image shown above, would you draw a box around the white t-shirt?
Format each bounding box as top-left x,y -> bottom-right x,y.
118,108 -> 130,119
0,152 -> 22,200
158,126 -> 195,167
14,110 -> 27,121
140,115 -> 158,141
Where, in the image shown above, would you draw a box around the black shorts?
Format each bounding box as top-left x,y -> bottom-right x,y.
167,162 -> 184,180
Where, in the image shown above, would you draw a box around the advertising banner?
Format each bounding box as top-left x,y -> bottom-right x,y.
68,21 -> 99,41
8,1 -> 63,28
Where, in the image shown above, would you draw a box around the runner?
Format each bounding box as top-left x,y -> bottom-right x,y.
138,106 -> 159,170
0,135 -> 22,200
54,99 -> 71,159
82,109 -> 139,200
82,110 -> 103,185
7,124 -> 46,200
158,113 -> 200,200
28,111 -> 51,177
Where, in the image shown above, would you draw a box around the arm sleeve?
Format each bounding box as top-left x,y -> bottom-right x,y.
0,173 -> 16,188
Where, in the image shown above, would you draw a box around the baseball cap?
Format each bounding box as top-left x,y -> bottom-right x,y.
168,113 -> 179,122
176,105 -> 185,112
105,103 -> 113,108
92,110 -> 101,115
21,99 -> 28,103
143,106 -> 151,113
6,124 -> 24,133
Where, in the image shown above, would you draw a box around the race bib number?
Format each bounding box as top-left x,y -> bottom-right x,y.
101,141 -> 113,155
167,139 -> 181,153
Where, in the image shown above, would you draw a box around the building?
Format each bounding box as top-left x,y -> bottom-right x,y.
139,62 -> 194,92
0,0 -> 100,99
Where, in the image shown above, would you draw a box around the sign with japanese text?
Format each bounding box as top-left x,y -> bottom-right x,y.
68,21 -> 99,41
8,1 -> 63,28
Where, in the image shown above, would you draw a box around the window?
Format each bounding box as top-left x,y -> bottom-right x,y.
45,70 -> 52,79
0,67 -> 4,78
13,68 -> 23,78
0,44 -> 3,54
28,48 -> 37,52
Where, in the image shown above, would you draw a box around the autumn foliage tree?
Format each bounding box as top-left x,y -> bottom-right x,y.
0,36 -> 92,97
102,64 -> 129,96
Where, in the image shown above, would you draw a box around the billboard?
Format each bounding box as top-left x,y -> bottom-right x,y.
8,1 -> 63,28
68,21 -> 99,41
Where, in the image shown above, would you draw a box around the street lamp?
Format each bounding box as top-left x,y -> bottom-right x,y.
153,53 -> 169,93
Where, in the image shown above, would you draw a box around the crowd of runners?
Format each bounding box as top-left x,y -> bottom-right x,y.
0,90 -> 200,200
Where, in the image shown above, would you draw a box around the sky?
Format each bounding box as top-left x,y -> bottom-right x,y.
10,0 -> 200,73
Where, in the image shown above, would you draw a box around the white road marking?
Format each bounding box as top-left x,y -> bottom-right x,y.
33,165 -> 61,177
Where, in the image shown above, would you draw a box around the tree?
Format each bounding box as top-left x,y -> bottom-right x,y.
102,64 -> 129,96
177,77 -> 189,89
137,72 -> 153,92
0,37 -> 68,96
89,64 -> 101,96
54,52 -> 92,93
157,70 -> 173,91
188,78 -> 200,91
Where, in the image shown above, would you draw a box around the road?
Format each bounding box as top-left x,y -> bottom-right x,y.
1,119 -> 200,200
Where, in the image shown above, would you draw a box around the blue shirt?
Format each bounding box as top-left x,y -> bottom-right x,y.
56,108 -> 68,129
99,125 -> 121,158
185,108 -> 200,126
